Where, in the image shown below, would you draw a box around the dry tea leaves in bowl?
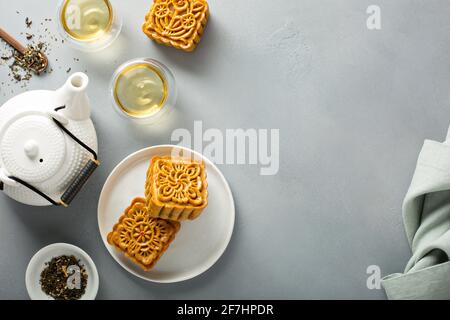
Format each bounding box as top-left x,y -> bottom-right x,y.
40,255 -> 88,300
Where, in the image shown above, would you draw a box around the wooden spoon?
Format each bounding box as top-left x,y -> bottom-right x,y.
0,27 -> 48,74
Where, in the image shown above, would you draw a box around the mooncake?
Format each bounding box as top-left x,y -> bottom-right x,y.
107,197 -> 180,271
145,156 -> 208,221
142,0 -> 209,52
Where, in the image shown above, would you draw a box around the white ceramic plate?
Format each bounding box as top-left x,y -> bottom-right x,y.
25,243 -> 99,300
98,145 -> 235,283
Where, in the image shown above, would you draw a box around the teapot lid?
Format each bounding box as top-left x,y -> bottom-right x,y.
0,113 -> 66,183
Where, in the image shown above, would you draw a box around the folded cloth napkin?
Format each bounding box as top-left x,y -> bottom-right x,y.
382,128 -> 450,300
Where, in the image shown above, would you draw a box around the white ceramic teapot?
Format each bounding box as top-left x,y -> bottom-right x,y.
0,72 -> 99,207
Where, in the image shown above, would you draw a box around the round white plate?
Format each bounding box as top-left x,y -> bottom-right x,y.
98,145 -> 235,283
25,243 -> 99,300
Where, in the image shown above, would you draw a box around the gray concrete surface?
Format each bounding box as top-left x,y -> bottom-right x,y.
1,0 -> 450,299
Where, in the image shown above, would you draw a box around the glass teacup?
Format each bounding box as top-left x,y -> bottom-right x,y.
57,0 -> 122,52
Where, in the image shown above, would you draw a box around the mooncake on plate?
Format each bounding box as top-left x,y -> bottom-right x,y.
145,156 -> 208,221
107,197 -> 180,271
142,0 -> 209,52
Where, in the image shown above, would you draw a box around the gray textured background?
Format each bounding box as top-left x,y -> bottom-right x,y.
1,0 -> 449,299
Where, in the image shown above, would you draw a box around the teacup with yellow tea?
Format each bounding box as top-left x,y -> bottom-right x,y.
57,0 -> 122,51
110,58 -> 177,123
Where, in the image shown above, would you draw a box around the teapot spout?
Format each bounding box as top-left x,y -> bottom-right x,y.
56,72 -> 91,121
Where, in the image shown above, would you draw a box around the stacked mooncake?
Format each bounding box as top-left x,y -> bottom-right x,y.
107,156 -> 208,270
145,156 -> 208,221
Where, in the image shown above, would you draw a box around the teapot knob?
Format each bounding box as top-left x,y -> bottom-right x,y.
24,140 -> 39,159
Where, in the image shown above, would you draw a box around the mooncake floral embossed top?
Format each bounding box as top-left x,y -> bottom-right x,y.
142,0 -> 209,51
107,198 -> 180,271
145,156 -> 208,221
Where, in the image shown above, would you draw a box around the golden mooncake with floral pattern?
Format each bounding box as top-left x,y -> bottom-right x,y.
142,0 -> 209,52
145,156 -> 208,221
107,197 -> 180,271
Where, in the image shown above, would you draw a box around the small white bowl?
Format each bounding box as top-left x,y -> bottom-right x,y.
25,243 -> 99,300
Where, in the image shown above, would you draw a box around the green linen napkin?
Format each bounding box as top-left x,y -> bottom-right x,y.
382,130 -> 450,300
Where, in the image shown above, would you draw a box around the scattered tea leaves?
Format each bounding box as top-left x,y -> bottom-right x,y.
25,17 -> 32,28
1,12 -> 82,94
14,45 -> 47,74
